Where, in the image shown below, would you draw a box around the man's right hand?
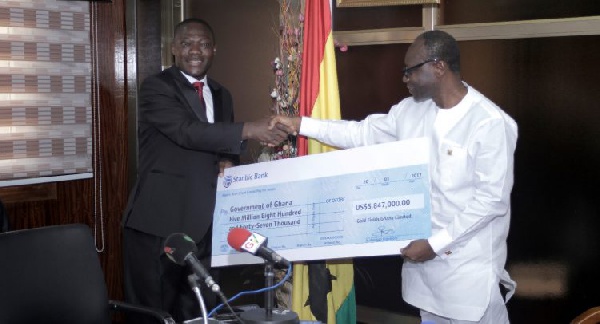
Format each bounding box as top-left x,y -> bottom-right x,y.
269,115 -> 301,135
242,116 -> 289,146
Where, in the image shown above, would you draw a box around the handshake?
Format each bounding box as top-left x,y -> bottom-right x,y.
242,115 -> 302,146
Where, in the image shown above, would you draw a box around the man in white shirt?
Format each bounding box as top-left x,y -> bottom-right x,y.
273,30 -> 518,323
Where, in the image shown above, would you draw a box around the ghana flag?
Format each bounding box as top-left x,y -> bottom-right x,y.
291,0 -> 356,323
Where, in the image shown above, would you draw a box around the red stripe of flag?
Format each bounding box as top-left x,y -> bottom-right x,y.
298,0 -> 332,157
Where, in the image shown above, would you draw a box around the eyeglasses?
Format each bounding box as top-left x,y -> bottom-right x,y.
402,59 -> 438,77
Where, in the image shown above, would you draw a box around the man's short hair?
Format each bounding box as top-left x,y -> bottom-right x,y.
174,18 -> 216,44
419,30 -> 460,72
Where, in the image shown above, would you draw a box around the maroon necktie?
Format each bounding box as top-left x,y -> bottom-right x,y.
192,81 -> 205,105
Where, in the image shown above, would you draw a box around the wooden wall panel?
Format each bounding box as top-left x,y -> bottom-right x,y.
336,43 -> 410,121
92,0 -> 128,302
333,2 -> 422,30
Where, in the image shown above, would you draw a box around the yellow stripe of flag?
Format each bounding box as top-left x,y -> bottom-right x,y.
292,0 -> 356,323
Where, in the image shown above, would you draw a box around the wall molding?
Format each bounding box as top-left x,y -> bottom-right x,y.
334,15 -> 600,46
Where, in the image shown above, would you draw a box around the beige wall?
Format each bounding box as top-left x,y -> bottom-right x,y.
186,0 -> 280,163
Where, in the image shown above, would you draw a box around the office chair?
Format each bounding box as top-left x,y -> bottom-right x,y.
572,306 -> 600,324
0,223 -> 175,324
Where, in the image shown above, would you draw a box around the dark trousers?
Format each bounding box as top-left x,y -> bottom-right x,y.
123,227 -> 218,323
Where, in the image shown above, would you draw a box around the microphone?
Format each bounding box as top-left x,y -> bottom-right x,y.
227,228 -> 299,324
227,227 -> 290,268
163,233 -> 221,293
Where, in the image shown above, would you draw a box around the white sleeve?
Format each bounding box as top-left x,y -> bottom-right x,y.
299,110 -> 399,149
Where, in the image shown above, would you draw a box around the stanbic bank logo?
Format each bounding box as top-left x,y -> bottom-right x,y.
222,171 -> 268,189
223,175 -> 233,188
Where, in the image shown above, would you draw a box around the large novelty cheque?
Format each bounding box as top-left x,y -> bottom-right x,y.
211,137 -> 431,267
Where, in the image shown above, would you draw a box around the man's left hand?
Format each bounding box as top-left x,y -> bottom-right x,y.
400,239 -> 436,263
218,160 -> 234,177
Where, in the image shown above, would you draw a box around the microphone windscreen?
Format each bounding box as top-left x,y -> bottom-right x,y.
163,233 -> 197,265
227,227 -> 252,251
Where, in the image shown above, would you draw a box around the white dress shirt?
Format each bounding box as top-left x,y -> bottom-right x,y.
299,85 -> 518,321
181,72 -> 214,123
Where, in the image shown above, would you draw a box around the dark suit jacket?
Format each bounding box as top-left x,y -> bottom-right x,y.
123,66 -> 244,242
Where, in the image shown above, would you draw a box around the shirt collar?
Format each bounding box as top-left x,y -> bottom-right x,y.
180,71 -> 207,85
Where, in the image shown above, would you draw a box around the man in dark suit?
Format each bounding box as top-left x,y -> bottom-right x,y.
122,18 -> 287,323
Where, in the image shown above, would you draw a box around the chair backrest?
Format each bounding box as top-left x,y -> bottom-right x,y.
572,306 -> 600,324
0,224 -> 111,324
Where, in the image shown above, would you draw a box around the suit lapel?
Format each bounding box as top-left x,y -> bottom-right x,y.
208,78 -> 234,123
210,80 -> 224,122
167,67 -> 207,122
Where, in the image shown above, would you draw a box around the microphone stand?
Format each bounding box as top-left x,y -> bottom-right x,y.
264,262 -> 275,319
188,274 -> 209,324
240,261 -> 299,324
